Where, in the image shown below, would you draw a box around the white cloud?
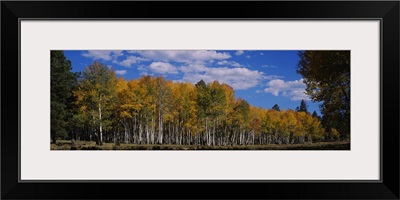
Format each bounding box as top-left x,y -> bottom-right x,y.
137,65 -> 147,71
126,50 -> 140,54
263,78 -> 309,101
140,71 -> 154,76
149,62 -> 178,74
261,64 -> 277,68
117,56 -> 148,67
231,63 -> 242,67
82,50 -> 123,61
217,60 -> 228,65
260,52 -> 264,55
181,67 -> 264,90
235,50 -> 244,56
217,60 -> 242,67
179,63 -> 209,73
134,50 -> 231,63
115,70 -> 127,75
246,55 -> 251,59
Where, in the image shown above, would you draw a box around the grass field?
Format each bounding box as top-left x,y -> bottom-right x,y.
51,140 -> 350,150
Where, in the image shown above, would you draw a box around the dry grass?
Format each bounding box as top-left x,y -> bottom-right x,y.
51,140 -> 350,150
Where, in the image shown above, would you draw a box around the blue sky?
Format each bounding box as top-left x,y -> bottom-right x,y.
64,50 -> 321,115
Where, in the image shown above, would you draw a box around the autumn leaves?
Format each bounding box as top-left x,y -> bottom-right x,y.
70,61 -> 328,146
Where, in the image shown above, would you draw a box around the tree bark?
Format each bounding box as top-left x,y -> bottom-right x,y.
98,103 -> 103,145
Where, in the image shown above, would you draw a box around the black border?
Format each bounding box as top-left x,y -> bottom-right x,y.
2,1 -> 399,199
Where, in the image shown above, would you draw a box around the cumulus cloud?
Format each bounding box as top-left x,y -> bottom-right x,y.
263,78 -> 309,101
179,63 -> 209,73
82,50 -> 123,61
217,60 -> 242,67
115,70 -> 127,75
148,62 -> 178,74
133,50 -> 231,63
116,56 -> 148,67
235,50 -> 244,56
80,50 -> 282,92
181,67 -> 265,90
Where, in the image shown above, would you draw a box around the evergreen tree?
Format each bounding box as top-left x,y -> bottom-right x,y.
272,104 -> 280,111
312,111 -> 319,119
296,99 -> 308,113
51,51 -> 78,143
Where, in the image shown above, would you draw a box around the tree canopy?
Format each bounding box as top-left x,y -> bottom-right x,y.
297,50 -> 350,139
66,66 -> 328,145
73,61 -> 118,145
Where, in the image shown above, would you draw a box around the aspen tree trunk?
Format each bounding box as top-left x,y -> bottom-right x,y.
133,116 -> 137,143
212,119 -> 216,146
168,122 -> 171,144
239,127 -> 242,145
158,109 -> 162,144
181,129 -> 183,145
151,116 -> 155,144
175,122 -> 179,144
146,115 -> 149,144
252,129 -> 255,145
224,126 -> 227,146
159,116 -> 163,144
232,131 -> 235,145
205,118 -> 209,146
124,120 -> 128,143
188,129 -> 191,145
139,119 -> 143,144
98,103 -> 103,145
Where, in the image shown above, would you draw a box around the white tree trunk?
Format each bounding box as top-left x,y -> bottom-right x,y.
98,103 -> 103,145
139,118 -> 143,144
151,116 -> 155,144
146,115 -> 149,144
124,121 -> 128,143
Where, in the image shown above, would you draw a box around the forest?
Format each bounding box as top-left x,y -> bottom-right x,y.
51,50 -> 350,150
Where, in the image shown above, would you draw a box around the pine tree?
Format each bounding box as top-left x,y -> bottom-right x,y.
312,111 -> 318,118
272,104 -> 280,111
296,99 -> 308,113
51,51 -> 78,143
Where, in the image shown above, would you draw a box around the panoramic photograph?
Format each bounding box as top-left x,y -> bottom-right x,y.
51,50 -> 350,150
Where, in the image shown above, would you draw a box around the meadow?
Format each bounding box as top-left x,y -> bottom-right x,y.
51,140 -> 350,150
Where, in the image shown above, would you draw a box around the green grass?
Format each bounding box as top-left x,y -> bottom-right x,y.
51,140 -> 350,150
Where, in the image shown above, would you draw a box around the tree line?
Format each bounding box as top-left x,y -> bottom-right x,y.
51,50 -> 349,146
